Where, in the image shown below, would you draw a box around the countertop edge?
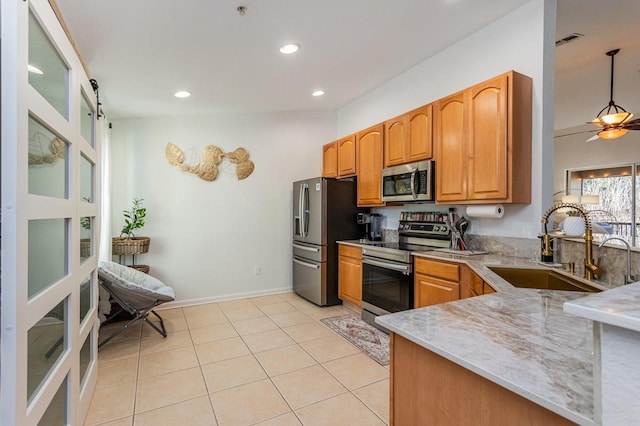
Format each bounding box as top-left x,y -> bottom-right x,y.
563,282 -> 640,332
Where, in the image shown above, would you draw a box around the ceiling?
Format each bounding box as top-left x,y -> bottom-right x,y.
54,0 -> 640,121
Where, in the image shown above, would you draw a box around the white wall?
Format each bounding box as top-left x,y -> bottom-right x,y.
337,0 -> 556,238
554,131 -> 640,195
109,111 -> 335,304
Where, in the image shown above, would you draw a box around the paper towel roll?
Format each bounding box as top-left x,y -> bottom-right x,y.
465,204 -> 504,219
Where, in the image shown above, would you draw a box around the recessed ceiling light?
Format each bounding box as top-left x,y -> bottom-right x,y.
280,44 -> 300,54
28,64 -> 44,74
174,91 -> 191,98
312,90 -> 325,97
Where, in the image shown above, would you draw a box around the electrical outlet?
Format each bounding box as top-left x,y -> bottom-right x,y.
255,266 -> 262,276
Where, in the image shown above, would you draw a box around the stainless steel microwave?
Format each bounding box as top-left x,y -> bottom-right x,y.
381,160 -> 434,202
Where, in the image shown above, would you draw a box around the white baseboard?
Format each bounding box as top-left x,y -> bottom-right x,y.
156,286 -> 294,310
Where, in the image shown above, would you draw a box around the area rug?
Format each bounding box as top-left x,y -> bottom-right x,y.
321,314 -> 389,366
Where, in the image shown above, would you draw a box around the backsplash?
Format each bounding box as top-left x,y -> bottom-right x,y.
557,239 -> 639,289
379,230 -> 635,289
465,234 -> 540,259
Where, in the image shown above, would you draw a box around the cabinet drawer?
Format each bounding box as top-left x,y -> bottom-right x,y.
414,258 -> 459,282
339,244 -> 362,259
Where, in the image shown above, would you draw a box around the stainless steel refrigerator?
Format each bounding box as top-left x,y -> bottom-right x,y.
292,177 -> 363,306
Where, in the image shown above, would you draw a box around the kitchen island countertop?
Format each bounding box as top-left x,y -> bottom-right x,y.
337,240 -> 599,425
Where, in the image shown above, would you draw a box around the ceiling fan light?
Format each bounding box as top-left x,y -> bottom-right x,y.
598,128 -> 628,140
595,112 -> 633,126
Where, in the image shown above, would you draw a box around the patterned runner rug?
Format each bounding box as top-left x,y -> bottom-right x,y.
320,314 -> 389,366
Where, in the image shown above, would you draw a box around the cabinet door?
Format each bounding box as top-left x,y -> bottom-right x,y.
356,123 -> 385,206
407,104 -> 433,162
468,74 -> 508,200
461,266 -> 484,298
384,116 -> 406,167
322,141 -> 337,178
338,255 -> 362,306
483,282 -> 496,294
415,274 -> 460,308
337,135 -> 357,177
435,92 -> 467,202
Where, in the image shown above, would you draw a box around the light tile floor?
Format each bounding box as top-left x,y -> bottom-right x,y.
85,293 -> 389,425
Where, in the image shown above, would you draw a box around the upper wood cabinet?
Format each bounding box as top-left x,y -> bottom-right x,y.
385,104 -> 433,167
356,123 -> 385,206
435,92 -> 466,202
322,141 -> 337,178
322,135 -> 356,178
337,134 -> 357,177
435,71 -> 532,204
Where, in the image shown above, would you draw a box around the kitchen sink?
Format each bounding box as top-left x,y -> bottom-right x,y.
487,266 -> 602,293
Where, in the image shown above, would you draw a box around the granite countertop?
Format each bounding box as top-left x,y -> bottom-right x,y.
337,241 -> 598,424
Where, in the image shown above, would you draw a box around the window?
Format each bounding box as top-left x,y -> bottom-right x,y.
566,163 -> 639,243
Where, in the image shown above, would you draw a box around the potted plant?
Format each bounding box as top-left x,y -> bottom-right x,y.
112,198 -> 151,258
562,209 -> 586,237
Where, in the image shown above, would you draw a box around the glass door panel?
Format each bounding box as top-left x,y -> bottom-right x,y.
38,377 -> 67,425
28,219 -> 68,299
81,91 -> 95,146
80,216 -> 93,263
81,154 -> 94,202
79,334 -> 92,388
27,299 -> 66,402
28,116 -> 69,198
79,275 -> 92,324
28,10 -> 69,119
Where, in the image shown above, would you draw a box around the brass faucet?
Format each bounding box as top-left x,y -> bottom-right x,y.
540,202 -> 602,280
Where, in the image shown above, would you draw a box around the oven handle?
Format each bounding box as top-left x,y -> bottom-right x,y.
362,257 -> 412,274
293,258 -> 320,269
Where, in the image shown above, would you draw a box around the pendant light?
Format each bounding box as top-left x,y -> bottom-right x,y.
590,49 -> 633,139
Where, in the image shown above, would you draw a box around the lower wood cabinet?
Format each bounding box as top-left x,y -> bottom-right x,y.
414,257 -> 460,308
390,333 -> 574,425
338,244 -> 362,306
416,257 -> 497,305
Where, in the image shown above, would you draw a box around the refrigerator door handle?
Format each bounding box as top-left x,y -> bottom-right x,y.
300,183 -> 309,237
293,258 -> 320,269
293,243 -> 320,252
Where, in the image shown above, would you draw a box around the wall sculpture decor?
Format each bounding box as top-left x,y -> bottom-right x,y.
165,142 -> 255,181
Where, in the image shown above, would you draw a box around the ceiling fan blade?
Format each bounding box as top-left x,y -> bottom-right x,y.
586,120 -> 607,128
585,134 -> 600,142
557,128 -> 599,138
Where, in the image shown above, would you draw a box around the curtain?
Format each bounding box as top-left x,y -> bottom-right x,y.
98,117 -> 111,261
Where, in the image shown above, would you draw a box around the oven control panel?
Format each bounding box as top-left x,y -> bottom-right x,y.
398,221 -> 450,238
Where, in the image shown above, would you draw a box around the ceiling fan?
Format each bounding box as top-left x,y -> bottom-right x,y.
585,48 -> 640,142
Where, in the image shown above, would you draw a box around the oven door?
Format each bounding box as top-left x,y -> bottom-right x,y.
361,257 -> 413,315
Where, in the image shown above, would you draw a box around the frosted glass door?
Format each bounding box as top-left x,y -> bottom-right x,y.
1,0 -> 101,424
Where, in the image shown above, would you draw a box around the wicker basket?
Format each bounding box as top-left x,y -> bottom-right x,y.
128,264 -> 150,274
112,237 -> 151,255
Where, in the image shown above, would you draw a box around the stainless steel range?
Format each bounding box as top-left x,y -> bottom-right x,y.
361,217 -> 450,332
